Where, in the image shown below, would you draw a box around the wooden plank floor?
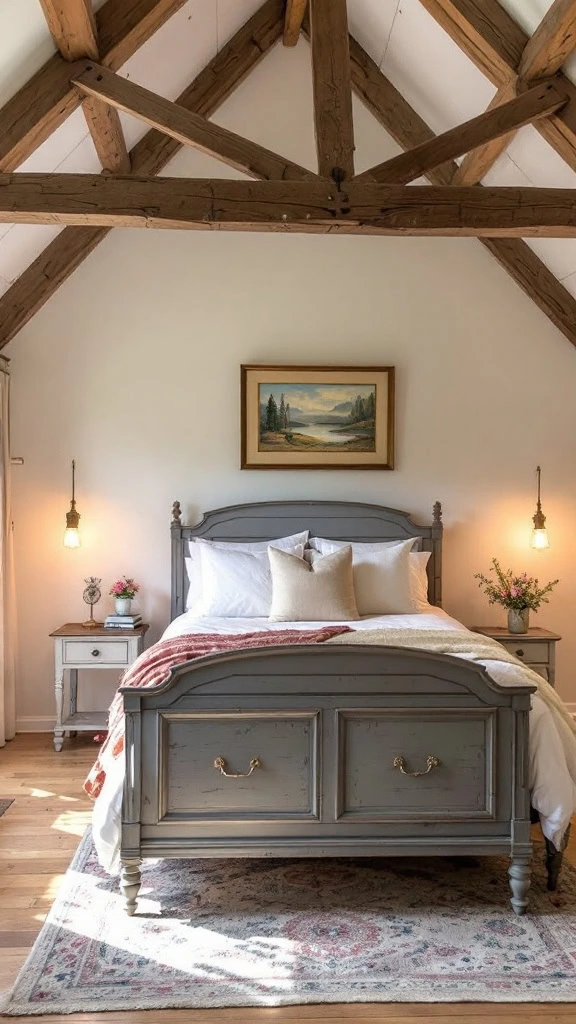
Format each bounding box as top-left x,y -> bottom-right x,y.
1,733 -> 575,1024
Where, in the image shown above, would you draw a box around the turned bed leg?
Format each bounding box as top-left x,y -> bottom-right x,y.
509,857 -> 531,915
120,859 -> 142,916
545,823 -> 570,891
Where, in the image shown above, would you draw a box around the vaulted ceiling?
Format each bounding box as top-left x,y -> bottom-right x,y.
3,0 -> 576,350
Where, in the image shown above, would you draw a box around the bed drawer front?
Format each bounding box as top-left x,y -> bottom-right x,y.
337,709 -> 496,821
156,711 -> 319,822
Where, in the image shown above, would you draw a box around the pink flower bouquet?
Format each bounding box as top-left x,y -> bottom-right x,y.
109,577 -> 140,600
474,559 -> 558,611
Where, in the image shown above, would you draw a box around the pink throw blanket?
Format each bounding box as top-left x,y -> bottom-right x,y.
84,627 -> 351,800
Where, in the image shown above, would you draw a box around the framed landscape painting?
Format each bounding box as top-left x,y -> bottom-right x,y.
241,365 -> 395,470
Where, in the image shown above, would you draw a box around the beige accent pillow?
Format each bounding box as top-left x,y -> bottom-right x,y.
268,545 -> 359,622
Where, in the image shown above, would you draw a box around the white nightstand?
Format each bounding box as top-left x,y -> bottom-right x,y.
49,622 -> 149,751
470,626 -> 560,686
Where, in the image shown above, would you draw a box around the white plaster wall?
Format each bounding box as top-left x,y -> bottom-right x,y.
6,40 -> 576,727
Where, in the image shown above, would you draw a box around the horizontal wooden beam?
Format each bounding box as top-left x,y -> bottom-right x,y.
357,79 -> 567,183
519,0 -> 576,82
0,0 -> 285,350
4,175 -> 576,236
348,31 -> 576,349
284,0 -> 308,46
39,0 -> 99,60
72,62 -> 316,180
416,0 -> 576,177
0,0 -> 187,172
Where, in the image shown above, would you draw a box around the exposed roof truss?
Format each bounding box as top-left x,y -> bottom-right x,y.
2,0 -> 576,349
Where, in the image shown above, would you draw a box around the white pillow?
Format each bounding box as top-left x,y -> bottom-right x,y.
269,546 -> 359,622
411,550 -> 431,611
185,531 -> 309,612
196,543 -> 305,617
309,536 -> 418,554
306,537 -> 416,615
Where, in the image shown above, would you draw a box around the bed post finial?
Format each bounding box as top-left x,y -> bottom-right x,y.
433,500 -> 442,526
171,500 -> 182,526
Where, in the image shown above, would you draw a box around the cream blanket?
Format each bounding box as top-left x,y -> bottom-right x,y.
328,627 -> 576,740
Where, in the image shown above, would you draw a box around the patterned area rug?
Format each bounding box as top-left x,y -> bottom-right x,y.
3,830 -> 576,1015
0,798 -> 13,817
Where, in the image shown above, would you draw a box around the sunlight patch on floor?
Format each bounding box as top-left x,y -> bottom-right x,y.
53,873 -> 298,990
50,810 -> 91,836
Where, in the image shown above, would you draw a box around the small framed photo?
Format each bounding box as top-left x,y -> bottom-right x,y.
241,365 -> 395,470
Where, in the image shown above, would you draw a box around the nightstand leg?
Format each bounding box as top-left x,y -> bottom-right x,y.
70,669 -> 78,716
121,859 -> 142,916
69,668 -> 78,738
53,645 -> 64,752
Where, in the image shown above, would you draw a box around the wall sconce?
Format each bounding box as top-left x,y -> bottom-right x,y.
63,459 -> 81,549
530,465 -> 550,550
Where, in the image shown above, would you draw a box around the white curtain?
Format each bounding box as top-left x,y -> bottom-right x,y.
0,357 -> 15,746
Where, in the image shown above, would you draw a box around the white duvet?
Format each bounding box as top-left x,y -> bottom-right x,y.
93,607 -> 576,873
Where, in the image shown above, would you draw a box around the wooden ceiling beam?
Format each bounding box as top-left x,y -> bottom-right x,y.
0,0 -> 285,350
39,2 -> 131,174
416,0 -> 525,86
348,36 -> 457,185
283,0 -> 308,46
349,34 -> 576,349
72,62 -> 316,181
417,0 -> 576,177
4,175 -> 576,236
520,0 -> 576,82
81,96 -> 131,173
452,82 -> 519,185
0,0 -> 186,172
38,0 -> 98,60
309,0 -> 354,182
356,79 -> 567,184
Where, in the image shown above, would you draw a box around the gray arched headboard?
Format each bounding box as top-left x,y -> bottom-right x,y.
170,499 -> 443,620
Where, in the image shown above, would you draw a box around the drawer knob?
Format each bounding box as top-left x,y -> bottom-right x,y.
213,755 -> 261,778
91,649 -> 101,657
393,754 -> 440,777
516,649 -> 524,658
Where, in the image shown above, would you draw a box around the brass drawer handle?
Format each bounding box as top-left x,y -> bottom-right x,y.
393,755 -> 440,777
213,756 -> 261,778
516,649 -> 524,658
91,649 -> 101,657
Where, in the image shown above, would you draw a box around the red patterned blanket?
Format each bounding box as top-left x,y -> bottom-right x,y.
84,627 -> 351,800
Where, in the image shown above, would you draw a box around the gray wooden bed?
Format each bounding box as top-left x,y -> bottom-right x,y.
119,498 -> 536,916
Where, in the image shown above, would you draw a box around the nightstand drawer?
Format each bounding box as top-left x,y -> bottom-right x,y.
63,639 -> 130,665
503,641 -> 549,664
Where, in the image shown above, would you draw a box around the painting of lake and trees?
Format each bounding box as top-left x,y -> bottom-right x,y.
259,383 -> 376,453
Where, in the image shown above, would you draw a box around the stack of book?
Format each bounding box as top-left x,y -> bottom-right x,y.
104,613 -> 142,630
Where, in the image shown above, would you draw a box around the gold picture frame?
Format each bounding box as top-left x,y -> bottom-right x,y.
241,365 -> 395,470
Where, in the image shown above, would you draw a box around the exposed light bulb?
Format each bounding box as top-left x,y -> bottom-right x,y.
530,465 -> 549,550
530,527 -> 549,550
64,526 -> 80,549
64,459 -> 81,549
